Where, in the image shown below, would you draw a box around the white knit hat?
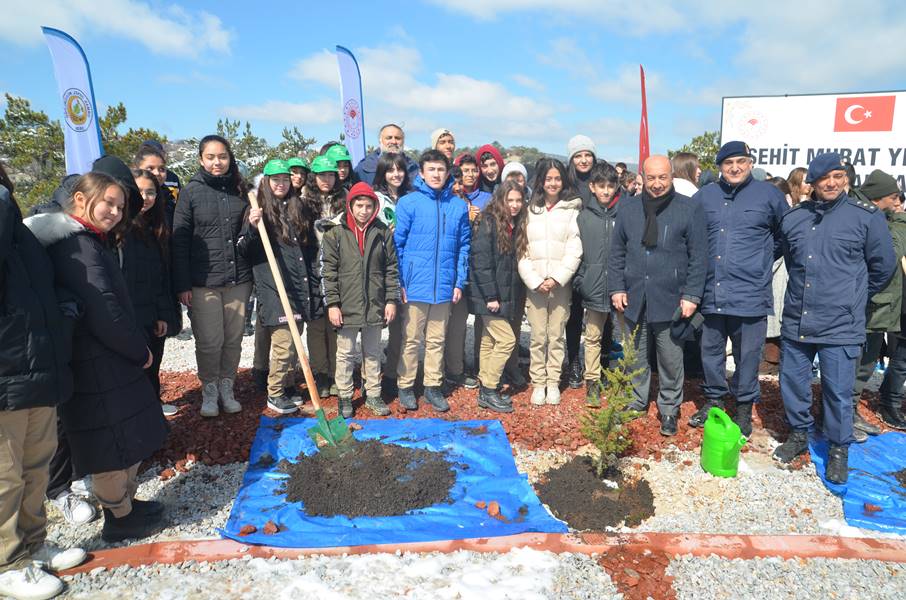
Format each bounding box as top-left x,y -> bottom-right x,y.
430,128 -> 454,149
501,161 -> 527,181
567,134 -> 596,160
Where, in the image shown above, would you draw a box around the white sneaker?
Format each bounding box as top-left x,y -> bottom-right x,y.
30,543 -> 87,572
219,378 -> 241,414
200,382 -> 219,417
546,384 -> 561,405
69,476 -> 91,498
0,563 -> 63,600
531,386 -> 547,405
161,404 -> 178,416
51,491 -> 96,525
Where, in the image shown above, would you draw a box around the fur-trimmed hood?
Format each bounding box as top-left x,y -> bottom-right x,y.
23,212 -> 85,248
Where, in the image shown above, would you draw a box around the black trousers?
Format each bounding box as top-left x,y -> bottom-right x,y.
46,412 -> 74,499
565,291 -> 584,365
147,333 -> 166,399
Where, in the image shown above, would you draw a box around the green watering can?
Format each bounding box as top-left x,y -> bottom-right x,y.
700,407 -> 747,478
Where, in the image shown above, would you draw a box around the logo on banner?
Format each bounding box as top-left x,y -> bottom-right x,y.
343,98 -> 362,139
834,95 -> 895,132
62,88 -> 92,132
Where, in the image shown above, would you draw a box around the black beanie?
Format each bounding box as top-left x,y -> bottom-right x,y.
92,154 -> 142,218
860,169 -> 900,201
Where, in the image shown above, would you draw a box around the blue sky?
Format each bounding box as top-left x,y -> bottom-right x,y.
3,0 -> 905,163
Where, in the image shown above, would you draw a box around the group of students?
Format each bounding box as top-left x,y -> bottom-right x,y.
3,118 -> 906,600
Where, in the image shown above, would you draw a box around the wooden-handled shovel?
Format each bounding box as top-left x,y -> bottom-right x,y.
248,193 -> 351,448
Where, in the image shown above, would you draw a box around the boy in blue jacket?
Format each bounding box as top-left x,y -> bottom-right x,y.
394,150 -> 471,412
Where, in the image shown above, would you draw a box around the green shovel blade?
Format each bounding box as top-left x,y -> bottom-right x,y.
307,408 -> 353,448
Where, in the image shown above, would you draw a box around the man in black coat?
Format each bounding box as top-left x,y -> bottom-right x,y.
608,155 -> 708,436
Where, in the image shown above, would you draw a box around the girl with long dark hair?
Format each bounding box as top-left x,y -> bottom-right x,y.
518,158 -> 583,406
171,135 -> 252,417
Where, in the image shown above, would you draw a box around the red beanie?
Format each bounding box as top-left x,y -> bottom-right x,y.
476,144 -> 504,171
346,181 -> 378,205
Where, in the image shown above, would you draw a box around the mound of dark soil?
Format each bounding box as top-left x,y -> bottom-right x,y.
535,455 -> 654,530
893,468 -> 906,489
281,439 -> 456,518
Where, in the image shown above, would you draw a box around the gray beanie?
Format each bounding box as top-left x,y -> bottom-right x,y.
567,135 -> 596,160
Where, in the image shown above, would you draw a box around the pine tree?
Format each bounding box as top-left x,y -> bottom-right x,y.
579,323 -> 645,478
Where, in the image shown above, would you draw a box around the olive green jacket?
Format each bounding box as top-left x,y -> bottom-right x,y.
867,210 -> 906,332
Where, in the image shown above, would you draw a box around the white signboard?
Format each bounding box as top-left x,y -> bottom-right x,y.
721,91 -> 906,188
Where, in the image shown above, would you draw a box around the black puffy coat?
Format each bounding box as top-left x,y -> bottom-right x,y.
171,170 -> 251,293
237,219 -> 324,327
24,212 -> 168,474
1,188 -> 73,411
466,215 -> 524,318
119,225 -> 181,339
574,195 -> 619,312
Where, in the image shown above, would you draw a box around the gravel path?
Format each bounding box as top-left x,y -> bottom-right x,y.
669,555 -> 905,600
58,549 -> 620,599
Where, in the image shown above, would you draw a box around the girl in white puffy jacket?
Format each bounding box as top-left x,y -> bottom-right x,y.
517,158 -> 583,406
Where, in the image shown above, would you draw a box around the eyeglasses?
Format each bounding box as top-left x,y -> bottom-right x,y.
140,189 -> 158,200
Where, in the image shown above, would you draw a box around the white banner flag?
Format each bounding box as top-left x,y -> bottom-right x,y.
336,45 -> 366,167
42,27 -> 103,175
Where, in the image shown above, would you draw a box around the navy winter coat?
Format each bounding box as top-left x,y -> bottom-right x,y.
607,192 -> 708,324
394,176 -> 471,304
575,195 -> 620,312
1,188 -> 73,411
695,176 -> 788,317
780,193 -> 896,344
25,213 -> 168,474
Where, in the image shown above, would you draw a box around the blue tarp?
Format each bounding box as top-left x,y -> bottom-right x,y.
222,417 -> 568,548
810,431 -> 906,534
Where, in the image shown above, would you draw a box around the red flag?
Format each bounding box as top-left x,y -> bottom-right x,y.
639,65 -> 650,169
833,95 -> 895,132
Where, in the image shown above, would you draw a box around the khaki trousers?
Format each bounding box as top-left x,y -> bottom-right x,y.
266,325 -> 299,398
398,302 -> 451,388
306,316 -> 337,379
335,326 -> 383,398
191,282 -> 253,383
525,285 -> 572,386
503,301 -> 525,382
92,463 -> 140,518
478,316 -> 516,388
584,309 -> 611,382
384,315 -> 403,379
444,300 -> 482,376
252,312 -> 273,372
0,407 -> 56,572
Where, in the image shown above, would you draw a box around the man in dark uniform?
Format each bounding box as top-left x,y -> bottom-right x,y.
689,141 -> 788,436
773,153 -> 896,484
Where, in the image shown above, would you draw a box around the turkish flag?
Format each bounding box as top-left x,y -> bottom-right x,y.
834,95 -> 895,132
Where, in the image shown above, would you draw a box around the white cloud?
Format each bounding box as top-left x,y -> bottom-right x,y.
290,43 -> 558,142
1,0 -> 233,59
511,74 -> 546,93
537,38 -> 597,79
220,100 -> 338,125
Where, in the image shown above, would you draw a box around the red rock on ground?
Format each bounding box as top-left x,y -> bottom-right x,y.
474,501 -> 487,510
158,468 -> 175,481
487,501 -> 501,518
597,548 -> 676,600
238,525 -> 257,536
864,503 -> 882,513
263,520 -> 280,535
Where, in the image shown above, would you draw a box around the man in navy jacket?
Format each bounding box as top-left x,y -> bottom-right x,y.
353,123 -> 419,185
689,141 -> 788,437
608,155 -> 708,436
773,152 -> 895,484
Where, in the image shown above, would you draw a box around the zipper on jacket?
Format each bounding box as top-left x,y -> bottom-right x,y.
433,195 -> 441,304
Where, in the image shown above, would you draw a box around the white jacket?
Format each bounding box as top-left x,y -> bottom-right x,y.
518,197 -> 583,290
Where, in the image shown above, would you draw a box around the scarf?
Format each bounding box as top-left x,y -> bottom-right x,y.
346,212 -> 373,255
199,168 -> 236,192
641,188 -> 675,248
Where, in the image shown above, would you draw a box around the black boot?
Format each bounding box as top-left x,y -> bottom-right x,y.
825,444 -> 849,484
879,404 -> 906,430
568,359 -> 583,389
688,397 -> 725,428
101,508 -> 162,543
398,387 -> 418,411
853,406 -> 881,436
424,386 -> 450,412
251,368 -> 268,392
733,402 -> 753,438
131,499 -> 165,518
477,385 -> 514,413
773,429 -> 809,463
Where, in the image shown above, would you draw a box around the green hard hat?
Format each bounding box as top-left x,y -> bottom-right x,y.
262,159 -> 290,176
325,144 -> 352,163
287,156 -> 311,170
311,155 -> 338,174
